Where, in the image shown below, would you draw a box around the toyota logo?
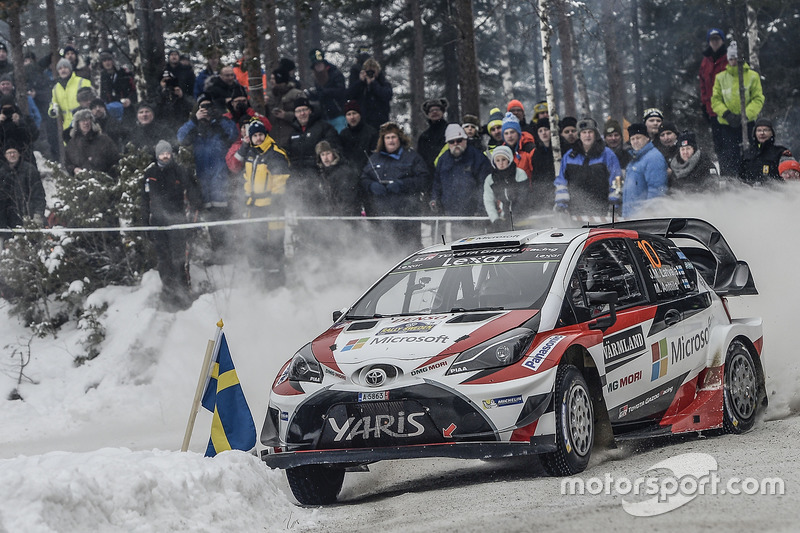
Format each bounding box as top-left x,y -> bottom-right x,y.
364,368 -> 387,387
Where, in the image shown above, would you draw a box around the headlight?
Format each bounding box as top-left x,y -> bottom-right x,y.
446,328 -> 535,375
287,343 -> 323,383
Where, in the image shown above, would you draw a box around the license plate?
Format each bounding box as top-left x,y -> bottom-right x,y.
358,391 -> 389,402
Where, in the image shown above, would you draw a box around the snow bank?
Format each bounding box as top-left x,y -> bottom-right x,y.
0,449 -> 315,533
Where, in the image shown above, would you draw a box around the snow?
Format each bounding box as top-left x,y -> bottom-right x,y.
1,182 -> 799,532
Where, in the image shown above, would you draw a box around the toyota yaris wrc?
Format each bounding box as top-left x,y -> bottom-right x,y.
261,218 -> 766,505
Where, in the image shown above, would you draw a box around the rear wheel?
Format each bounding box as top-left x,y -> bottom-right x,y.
285,465 -> 345,505
541,365 -> 594,476
722,340 -> 760,433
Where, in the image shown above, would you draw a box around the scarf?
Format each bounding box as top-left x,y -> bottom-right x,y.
671,150 -> 702,181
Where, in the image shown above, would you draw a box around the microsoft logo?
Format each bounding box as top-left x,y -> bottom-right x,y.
341,338 -> 370,351
651,339 -> 668,381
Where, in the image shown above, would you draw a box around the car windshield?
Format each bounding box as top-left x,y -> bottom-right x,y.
347,245 -> 568,318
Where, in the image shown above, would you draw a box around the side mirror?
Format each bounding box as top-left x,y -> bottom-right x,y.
332,309 -> 344,322
587,291 -> 618,331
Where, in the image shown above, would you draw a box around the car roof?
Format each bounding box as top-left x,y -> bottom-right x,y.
418,227 -> 612,254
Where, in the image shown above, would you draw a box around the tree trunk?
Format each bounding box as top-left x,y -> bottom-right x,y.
538,0 -> 562,178
570,22 -> 590,117
295,0 -> 310,89
746,1 -> 760,72
554,0 -> 576,117
125,0 -> 147,104
45,0 -> 64,163
442,35 -> 460,121
241,0 -> 265,113
601,0 -> 626,128
86,0 -> 100,86
495,3 -> 514,99
6,1 -> 29,115
309,0 -> 322,51
409,0 -> 426,140
371,2 -> 385,65
631,0 -> 643,120
263,0 -> 280,72
453,0 -> 480,117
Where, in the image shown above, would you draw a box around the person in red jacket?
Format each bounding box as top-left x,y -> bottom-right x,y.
699,28 -> 728,163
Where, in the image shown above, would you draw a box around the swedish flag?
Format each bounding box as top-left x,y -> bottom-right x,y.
201,333 -> 256,457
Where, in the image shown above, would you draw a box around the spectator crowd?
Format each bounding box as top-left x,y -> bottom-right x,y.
0,32 -> 797,308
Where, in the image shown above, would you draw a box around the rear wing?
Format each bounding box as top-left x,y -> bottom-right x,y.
590,218 -> 757,296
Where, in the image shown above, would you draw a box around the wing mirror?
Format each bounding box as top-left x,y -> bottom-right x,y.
332,307 -> 347,322
587,291 -> 618,331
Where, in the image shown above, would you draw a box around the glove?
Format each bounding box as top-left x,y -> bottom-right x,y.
554,184 -> 570,204
237,142 -> 249,156
722,111 -> 740,126
386,180 -> 402,194
553,202 -> 569,212
608,190 -> 622,206
304,87 -> 319,100
49,103 -> 59,118
369,182 -> 387,196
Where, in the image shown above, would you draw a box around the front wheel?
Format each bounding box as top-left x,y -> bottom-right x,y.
285,465 -> 345,505
541,365 -> 594,476
722,340 -> 760,433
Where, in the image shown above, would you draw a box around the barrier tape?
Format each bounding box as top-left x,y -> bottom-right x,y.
0,212 -> 614,236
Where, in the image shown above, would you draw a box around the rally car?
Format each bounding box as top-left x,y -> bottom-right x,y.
260,218 -> 766,505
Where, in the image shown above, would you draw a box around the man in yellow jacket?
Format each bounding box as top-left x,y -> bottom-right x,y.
710,41 -> 764,177
48,58 -> 92,143
232,119 -> 291,287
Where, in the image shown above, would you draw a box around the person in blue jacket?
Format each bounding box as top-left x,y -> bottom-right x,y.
622,123 -> 668,217
554,117 -> 621,216
177,93 -> 237,259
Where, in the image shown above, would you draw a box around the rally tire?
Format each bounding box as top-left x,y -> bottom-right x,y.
285,465 -> 345,505
541,364 -> 594,477
722,340 -> 759,434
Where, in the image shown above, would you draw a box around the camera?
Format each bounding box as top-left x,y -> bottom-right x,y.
1,107 -> 13,118
365,70 -> 376,78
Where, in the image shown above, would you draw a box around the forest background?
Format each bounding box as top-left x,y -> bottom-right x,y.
0,0 -> 797,150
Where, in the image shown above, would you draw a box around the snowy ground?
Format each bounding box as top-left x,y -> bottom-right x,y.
1,183 -> 798,532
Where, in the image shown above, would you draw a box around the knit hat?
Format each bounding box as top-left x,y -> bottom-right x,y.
643,108 -> 663,121
501,112 -> 521,134
62,45 -> 77,56
344,100 -> 361,114
279,57 -> 296,72
754,117 -> 773,133
309,48 -> 325,66
155,140 -> 173,156
577,117 -> 599,134
628,123 -> 649,138
486,107 -> 504,131
778,159 -> 800,177
507,99 -> 524,112
272,68 -> 289,85
0,72 -> 13,84
293,96 -> 311,110
422,98 -> 448,114
727,41 -> 738,61
76,86 -> 96,103
229,83 -> 248,100
559,116 -> 577,131
89,98 -> 106,109
137,101 -> 155,112
677,131 -> 698,149
604,119 -> 622,136
658,122 -> 678,135
491,145 -> 514,166
197,93 -> 212,106
536,118 -> 551,131
533,100 -> 548,116
462,114 -> 479,129
98,50 -> 113,62
445,123 -> 467,142
707,28 -> 725,43
247,120 -> 268,139
56,58 -> 72,72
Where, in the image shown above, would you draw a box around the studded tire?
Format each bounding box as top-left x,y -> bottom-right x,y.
541,364 -> 594,476
722,340 -> 760,434
285,465 -> 345,505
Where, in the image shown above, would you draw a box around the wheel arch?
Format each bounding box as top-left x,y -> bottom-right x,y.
731,334 -> 768,409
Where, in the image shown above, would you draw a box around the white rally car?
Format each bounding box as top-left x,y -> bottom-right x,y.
260,218 -> 766,505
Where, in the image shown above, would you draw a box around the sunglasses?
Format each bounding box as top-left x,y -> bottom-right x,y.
448,138 -> 465,145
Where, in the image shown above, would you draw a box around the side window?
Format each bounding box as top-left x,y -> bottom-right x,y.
562,239 -> 647,322
633,237 -> 698,302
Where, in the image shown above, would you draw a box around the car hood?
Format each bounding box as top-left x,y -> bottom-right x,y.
311,310 -> 539,372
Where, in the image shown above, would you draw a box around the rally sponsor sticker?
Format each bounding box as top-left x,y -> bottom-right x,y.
522,335 -> 566,372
